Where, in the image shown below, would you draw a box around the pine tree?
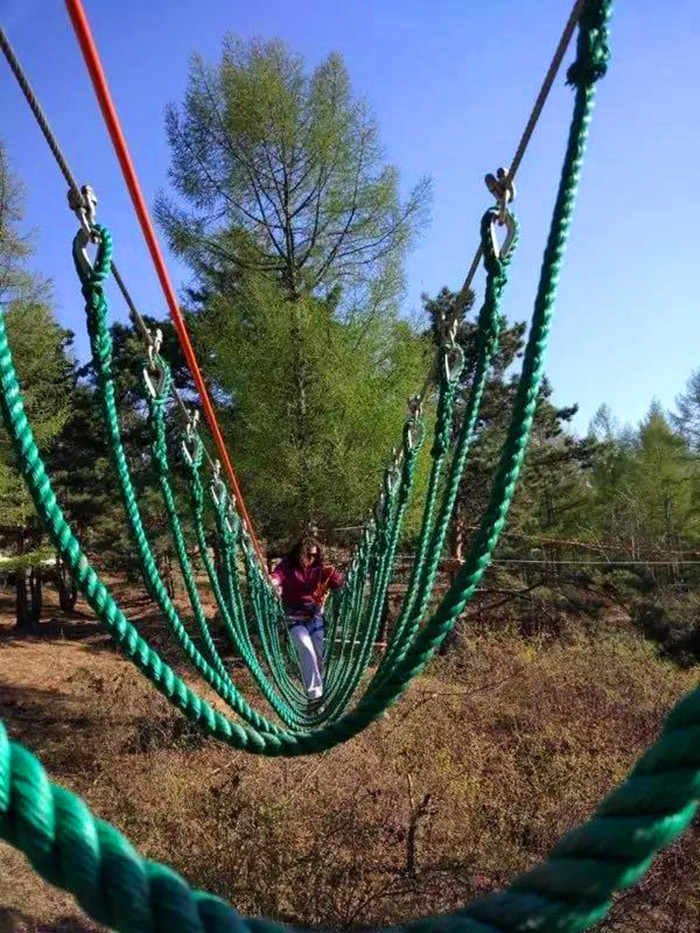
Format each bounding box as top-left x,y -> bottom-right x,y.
157,35 -> 433,533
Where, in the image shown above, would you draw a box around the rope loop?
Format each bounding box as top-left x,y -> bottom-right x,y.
143,347 -> 171,404
567,0 -> 612,87
72,222 -> 112,286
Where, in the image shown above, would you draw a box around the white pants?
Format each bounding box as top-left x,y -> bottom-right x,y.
288,616 -> 324,699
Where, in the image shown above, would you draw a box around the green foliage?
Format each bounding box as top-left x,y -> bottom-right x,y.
586,402 -> 700,556
0,148 -> 75,550
672,368 -> 700,450
0,142 -> 33,303
156,35 -> 433,537
157,35 -> 431,311
194,274 -> 430,540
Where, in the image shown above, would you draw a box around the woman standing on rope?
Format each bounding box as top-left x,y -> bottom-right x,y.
270,535 -> 343,706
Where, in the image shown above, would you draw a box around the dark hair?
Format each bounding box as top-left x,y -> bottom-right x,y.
288,535 -> 324,567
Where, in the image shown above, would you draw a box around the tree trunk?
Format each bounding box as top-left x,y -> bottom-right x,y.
30,566 -> 43,621
15,566 -> 42,630
450,501 -> 465,562
15,571 -> 30,631
159,549 -> 175,600
289,303 -> 315,526
55,554 -> 78,612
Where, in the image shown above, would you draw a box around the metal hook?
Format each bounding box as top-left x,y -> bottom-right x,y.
148,328 -> 163,371
488,208 -> 517,260
185,409 -> 200,444
210,473 -> 226,508
444,343 -> 465,382
182,412 -> 201,466
73,226 -> 102,278
485,167 -> 516,224
142,365 -> 168,399
181,438 -> 195,467
408,394 -> 422,420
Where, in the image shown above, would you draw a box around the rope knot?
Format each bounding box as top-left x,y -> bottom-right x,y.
566,0 -> 612,88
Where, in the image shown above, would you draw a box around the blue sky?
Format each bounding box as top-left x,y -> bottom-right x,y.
1,0 -> 699,434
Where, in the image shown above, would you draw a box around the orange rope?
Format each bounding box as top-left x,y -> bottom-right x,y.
64,0 -> 264,564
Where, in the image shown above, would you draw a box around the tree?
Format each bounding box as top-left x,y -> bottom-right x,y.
0,300 -> 75,627
157,36 -> 430,308
157,36 -> 433,529
585,402 -> 700,562
193,274 -> 430,542
672,369 -> 700,451
0,143 -> 32,303
0,144 -> 77,627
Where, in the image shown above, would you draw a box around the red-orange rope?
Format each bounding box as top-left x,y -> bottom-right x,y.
64,0 -> 264,563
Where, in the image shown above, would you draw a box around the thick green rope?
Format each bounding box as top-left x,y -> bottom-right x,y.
321,428 -> 421,718
181,431 -> 309,725
212,489 -> 302,710
378,206 -> 518,684
147,376 -> 306,728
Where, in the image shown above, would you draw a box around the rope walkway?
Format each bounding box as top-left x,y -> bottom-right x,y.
0,0 -> 605,754
2,0 -> 598,755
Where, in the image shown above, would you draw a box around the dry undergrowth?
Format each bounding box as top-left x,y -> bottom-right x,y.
0,583 -> 698,932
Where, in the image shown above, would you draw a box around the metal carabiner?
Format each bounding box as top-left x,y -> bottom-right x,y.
489,208 -> 517,260
210,475 -> 226,508
444,342 -> 465,383
185,410 -> 200,443
142,365 -> 168,400
73,226 -> 101,279
147,328 -> 163,371
485,167 -> 516,224
181,411 -> 201,466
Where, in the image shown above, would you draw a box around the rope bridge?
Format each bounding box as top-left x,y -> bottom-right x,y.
4,3 -> 698,933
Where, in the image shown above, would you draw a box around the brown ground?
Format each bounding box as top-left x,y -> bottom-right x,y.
1,582 -> 699,932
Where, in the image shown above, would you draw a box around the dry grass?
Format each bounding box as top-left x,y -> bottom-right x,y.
0,583 -> 699,931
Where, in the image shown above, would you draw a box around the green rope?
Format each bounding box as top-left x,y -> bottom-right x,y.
147,376 -> 305,727
182,432 -> 308,725
0,0 -> 608,757
378,206 -> 518,683
321,426 -> 421,719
